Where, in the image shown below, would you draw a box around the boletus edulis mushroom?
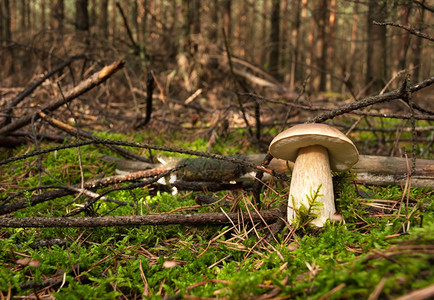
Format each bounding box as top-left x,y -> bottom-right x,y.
269,123 -> 359,227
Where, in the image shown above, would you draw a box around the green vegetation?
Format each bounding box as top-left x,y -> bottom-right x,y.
0,131 -> 432,299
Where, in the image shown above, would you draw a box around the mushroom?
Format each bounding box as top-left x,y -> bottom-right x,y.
269,123 -> 359,227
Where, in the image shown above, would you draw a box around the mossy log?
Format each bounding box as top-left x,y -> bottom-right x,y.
110,154 -> 434,188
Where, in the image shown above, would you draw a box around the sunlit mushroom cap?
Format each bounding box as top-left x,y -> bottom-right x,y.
269,123 -> 359,171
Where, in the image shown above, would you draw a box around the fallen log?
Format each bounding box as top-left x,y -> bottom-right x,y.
0,209 -> 283,228
108,154 -> 434,188
0,60 -> 125,135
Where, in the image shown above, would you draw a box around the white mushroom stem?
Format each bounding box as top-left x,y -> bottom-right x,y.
288,145 -> 335,227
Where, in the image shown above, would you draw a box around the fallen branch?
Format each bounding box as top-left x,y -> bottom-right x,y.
37,111 -> 152,162
309,76 -> 434,123
0,54 -> 88,127
0,165 -> 181,216
0,60 -> 125,135
108,154 -> 434,188
373,21 -> 434,42
241,92 -> 434,120
0,209 -> 282,228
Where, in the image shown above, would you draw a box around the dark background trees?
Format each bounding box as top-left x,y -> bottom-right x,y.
0,0 -> 432,115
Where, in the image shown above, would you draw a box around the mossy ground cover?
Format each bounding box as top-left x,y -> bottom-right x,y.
0,129 -> 432,299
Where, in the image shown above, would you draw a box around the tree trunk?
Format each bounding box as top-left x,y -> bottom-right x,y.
110,0 -> 116,38
141,0 -> 149,44
99,0 -> 109,38
290,0 -> 301,87
349,1 -> 359,90
318,0 -> 329,91
40,0 -> 46,31
260,0 -> 268,66
397,2 -> 412,72
89,0 -> 96,28
307,1 -> 315,85
75,0 -> 89,31
208,0 -> 218,44
50,0 -> 64,34
411,1 -> 426,83
19,0 -> 25,31
131,1 -> 138,42
327,0 -> 337,91
0,1 -> 3,43
269,0 -> 280,77
366,0 -> 388,94
3,0 -> 12,44
223,0 -> 232,42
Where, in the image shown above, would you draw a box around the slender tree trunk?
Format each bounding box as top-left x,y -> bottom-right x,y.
75,0 -> 89,31
0,1 -> 3,43
110,0 -> 117,38
181,0 -> 190,51
223,0 -> 231,42
327,0 -> 337,91
247,0 -> 257,63
50,0 -> 65,34
131,1 -> 138,42
411,1 -> 426,83
238,0 -> 248,57
99,0 -> 109,38
269,0 -> 280,77
349,1 -> 359,85
281,0 -> 288,77
397,2 -> 411,72
140,0 -> 149,44
19,0 -> 25,31
260,0 -> 268,66
290,0 -> 301,87
50,0 -> 64,34
307,1 -> 315,84
2,0 -> 12,44
366,0 -> 388,94
208,0 -> 218,44
89,0 -> 96,28
318,0 -> 329,91
40,0 -> 46,31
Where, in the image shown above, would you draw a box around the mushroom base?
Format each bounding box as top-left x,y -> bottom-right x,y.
288,145 -> 335,227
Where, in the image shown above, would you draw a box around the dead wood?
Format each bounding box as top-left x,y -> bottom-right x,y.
0,208 -> 283,228
0,60 -> 125,135
107,154 -> 434,188
373,21 -> 434,42
37,111 -> 152,162
309,76 -> 434,123
241,92 -> 434,120
0,165 -> 181,216
0,54 -> 88,127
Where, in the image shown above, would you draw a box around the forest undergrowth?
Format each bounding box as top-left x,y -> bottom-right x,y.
1,27 -> 433,299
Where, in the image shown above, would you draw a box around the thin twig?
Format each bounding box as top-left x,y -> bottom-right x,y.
308,76 -> 434,123
373,21 -> 434,42
222,27 -> 253,137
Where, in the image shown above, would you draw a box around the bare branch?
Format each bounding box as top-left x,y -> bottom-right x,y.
373,21 -> 434,42
0,60 -> 125,135
308,76 -> 434,123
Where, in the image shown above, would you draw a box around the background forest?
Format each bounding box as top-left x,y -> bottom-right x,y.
0,0 -> 433,299
1,0 -> 432,99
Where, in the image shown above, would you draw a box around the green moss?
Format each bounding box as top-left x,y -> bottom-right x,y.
1,130 -> 432,298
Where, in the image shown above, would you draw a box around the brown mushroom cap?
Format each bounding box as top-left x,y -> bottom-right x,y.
269,123 -> 359,171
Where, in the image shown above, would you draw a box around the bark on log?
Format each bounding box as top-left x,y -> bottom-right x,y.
109,154 -> 434,188
0,209 -> 282,228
